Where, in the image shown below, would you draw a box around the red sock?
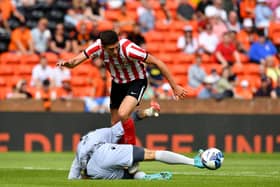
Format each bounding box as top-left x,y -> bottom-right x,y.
118,118 -> 136,145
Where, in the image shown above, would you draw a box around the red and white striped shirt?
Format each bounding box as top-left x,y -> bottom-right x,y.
84,39 -> 147,84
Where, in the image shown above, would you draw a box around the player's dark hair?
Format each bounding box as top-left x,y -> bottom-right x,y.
99,30 -> 119,46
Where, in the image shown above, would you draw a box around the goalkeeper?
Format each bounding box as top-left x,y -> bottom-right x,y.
68,120 -> 204,180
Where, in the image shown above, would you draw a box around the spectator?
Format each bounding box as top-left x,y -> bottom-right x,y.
156,82 -> 173,100
6,79 -> 32,99
159,0 -> 172,23
207,68 -> 220,83
116,3 -> 135,34
215,31 -> 242,68
176,0 -> 195,21
84,0 -> 105,21
265,56 -> 280,84
267,0 -> 280,11
31,55 -> 53,88
177,25 -> 199,54
9,20 -> 34,55
0,0 -> 25,22
198,22 -> 219,54
188,54 -> 206,88
226,11 -> 241,32
64,8 -> 84,27
215,67 -> 234,98
254,76 -> 273,97
208,11 -> 228,40
127,24 -> 146,48
0,9 -> 11,33
34,79 -> 57,111
31,18 -> 51,54
56,79 -> 73,100
72,21 -> 96,54
106,0 -> 125,9
49,23 -> 71,54
52,66 -> 71,88
196,0 -> 212,16
137,0 -> 155,33
205,0 -> 227,21
197,75 -> 218,99
237,18 -> 258,53
255,0 -> 273,30
271,77 -> 280,98
146,64 -> 164,89
248,31 -> 277,65
235,79 -> 253,100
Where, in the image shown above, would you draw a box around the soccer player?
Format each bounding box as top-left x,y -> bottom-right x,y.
57,30 -> 187,145
68,121 -> 204,180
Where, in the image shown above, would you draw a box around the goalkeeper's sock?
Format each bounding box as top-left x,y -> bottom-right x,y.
155,150 -> 194,165
118,118 -> 136,145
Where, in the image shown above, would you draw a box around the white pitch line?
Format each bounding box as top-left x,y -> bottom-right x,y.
0,167 -> 279,178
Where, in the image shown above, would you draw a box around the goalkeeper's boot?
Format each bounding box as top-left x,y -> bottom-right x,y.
143,171 -> 172,180
128,162 -> 139,174
194,149 -> 205,169
145,101 -> 160,117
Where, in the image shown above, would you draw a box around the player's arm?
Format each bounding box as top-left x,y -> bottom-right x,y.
68,156 -> 82,180
56,52 -> 87,69
145,54 -> 187,99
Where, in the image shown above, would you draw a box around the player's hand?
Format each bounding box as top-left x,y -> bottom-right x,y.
56,60 -> 72,68
173,85 -> 187,100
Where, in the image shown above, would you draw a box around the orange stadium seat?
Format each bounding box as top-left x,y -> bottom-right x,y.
202,64 -> 223,74
71,76 -> 88,87
0,52 -> 21,64
175,53 -> 195,64
20,54 -> 40,65
160,42 -> 179,53
174,74 -> 187,86
237,74 -> 261,89
169,64 -> 188,76
17,65 -> 33,76
59,52 -> 76,60
157,53 -> 173,64
240,0 -> 256,19
126,1 -> 141,11
104,10 -> 121,21
243,63 -> 260,75
144,30 -> 164,43
97,20 -> 114,31
42,52 -> 59,65
146,43 -> 161,54
0,64 -> 14,76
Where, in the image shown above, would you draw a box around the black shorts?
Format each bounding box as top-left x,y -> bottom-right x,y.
110,79 -> 147,109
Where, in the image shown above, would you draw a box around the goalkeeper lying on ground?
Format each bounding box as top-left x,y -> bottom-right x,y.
68,120 -> 205,180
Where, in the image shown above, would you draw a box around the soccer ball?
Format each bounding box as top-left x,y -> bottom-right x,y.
201,148 -> 224,170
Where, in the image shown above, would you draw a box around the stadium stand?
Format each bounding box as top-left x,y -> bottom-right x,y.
0,0 -> 280,101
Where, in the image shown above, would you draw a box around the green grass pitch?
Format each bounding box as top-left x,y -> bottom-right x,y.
0,152 -> 279,187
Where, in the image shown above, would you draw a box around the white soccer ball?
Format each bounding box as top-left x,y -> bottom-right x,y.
201,148 -> 224,170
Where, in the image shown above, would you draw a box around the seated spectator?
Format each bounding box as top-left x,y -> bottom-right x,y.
31,55 -> 53,88
196,0 -> 212,16
156,82 -> 174,100
137,0 -> 155,33
84,0 -> 105,21
6,79 -> 32,99
34,79 -> 57,111
0,0 -> 25,22
197,75 -> 218,99
255,0 -> 273,30
267,0 -> 280,11
64,8 -> 84,27
254,76 -> 273,97
226,11 -> 241,32
177,25 -> 199,54
56,79 -> 73,100
206,0 -> 227,21
127,24 -> 146,48
198,22 -> 219,54
215,31 -> 242,67
9,20 -> 34,55
49,23 -> 71,54
248,31 -> 277,65
52,66 -> 71,88
271,77 -> 280,98
176,0 -> 195,21
0,9 -> 11,32
188,54 -> 206,88
146,64 -> 164,89
116,3 -> 135,34
237,18 -> 258,53
208,68 -> 221,83
31,18 -> 51,54
208,11 -> 228,41
106,0 -> 125,9
215,67 -> 234,98
72,21 -> 97,54
265,56 -> 280,84
234,80 -> 253,100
